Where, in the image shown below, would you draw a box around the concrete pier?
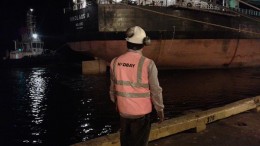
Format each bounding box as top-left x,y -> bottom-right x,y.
149,110 -> 260,146
71,95 -> 260,146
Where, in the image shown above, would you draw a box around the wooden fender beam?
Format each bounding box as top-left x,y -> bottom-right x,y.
71,95 -> 260,146
82,59 -> 107,75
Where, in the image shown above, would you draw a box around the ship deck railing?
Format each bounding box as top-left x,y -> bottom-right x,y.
64,1 -> 260,17
229,7 -> 260,17
175,3 -> 260,17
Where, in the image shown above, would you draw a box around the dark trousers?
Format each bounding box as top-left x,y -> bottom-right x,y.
120,114 -> 151,146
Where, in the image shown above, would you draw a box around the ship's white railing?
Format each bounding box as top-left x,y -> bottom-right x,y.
73,1 -> 87,10
99,0 -> 174,6
174,0 -> 260,17
64,0 -> 260,17
64,0 -> 93,12
174,3 -> 226,13
98,0 -> 115,4
230,7 -> 260,17
110,0 -> 223,11
174,2 -> 260,17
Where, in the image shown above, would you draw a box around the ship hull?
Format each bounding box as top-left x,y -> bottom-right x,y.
64,3 -> 260,69
68,38 -> 260,69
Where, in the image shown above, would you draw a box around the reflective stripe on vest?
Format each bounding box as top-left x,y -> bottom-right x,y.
115,91 -> 150,98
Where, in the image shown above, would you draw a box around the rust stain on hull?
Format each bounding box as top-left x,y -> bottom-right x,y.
68,39 -> 260,69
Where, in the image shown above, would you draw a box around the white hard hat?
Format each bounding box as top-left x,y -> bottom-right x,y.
126,26 -> 146,44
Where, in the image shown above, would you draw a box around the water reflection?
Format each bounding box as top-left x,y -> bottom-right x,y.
159,68 -> 260,117
28,69 -> 47,126
98,125 -> 112,136
1,66 -> 260,146
71,75 -> 116,142
14,68 -> 49,145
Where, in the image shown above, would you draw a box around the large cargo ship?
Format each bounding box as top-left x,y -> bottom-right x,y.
63,0 -> 260,69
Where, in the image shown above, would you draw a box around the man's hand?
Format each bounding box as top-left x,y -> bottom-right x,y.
157,110 -> 164,124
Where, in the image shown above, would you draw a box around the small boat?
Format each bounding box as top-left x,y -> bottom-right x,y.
1,9 -> 58,67
10,9 -> 45,60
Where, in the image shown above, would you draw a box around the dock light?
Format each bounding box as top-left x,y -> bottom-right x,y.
30,8 -> 34,12
32,33 -> 38,39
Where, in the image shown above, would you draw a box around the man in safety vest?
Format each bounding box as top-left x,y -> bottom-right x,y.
110,26 -> 164,146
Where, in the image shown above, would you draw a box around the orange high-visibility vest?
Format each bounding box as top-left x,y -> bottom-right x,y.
111,51 -> 152,116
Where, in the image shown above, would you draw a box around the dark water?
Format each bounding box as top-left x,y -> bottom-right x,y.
1,64 -> 260,146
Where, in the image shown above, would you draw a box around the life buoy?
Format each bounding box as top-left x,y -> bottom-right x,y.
187,3 -> 192,7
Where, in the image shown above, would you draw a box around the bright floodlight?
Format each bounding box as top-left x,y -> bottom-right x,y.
30,8 -> 34,12
32,33 -> 38,39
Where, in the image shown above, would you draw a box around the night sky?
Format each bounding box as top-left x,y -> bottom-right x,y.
0,0 -> 259,53
0,0 -> 70,52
